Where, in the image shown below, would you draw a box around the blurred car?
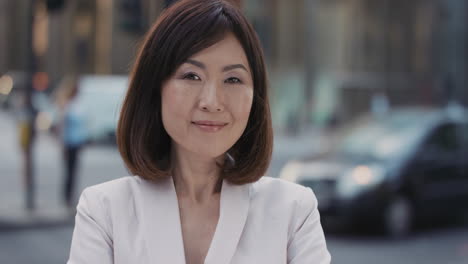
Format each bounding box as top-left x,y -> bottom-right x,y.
280,107 -> 468,237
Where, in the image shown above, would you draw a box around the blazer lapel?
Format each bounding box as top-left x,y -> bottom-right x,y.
204,180 -> 251,264
139,177 -> 186,264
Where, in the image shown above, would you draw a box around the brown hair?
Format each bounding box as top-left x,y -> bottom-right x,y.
117,0 -> 272,185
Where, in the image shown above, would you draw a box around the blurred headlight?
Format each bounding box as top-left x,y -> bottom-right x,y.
279,161 -> 303,182
336,164 -> 386,198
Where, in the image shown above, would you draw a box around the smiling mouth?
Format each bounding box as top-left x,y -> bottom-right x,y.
191,121 -> 228,132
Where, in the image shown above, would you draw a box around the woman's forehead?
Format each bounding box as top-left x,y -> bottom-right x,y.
184,33 -> 249,69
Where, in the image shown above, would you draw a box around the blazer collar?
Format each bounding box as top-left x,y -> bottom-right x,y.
204,179 -> 251,264
139,176 -> 186,264
139,176 -> 251,264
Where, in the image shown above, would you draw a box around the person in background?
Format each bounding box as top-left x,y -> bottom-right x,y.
60,77 -> 88,208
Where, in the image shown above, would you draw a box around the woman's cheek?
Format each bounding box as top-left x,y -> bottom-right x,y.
235,87 -> 253,117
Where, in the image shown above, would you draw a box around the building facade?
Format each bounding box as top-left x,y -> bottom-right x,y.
1,0 -> 467,132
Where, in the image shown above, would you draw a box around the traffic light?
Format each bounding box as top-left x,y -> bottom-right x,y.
46,0 -> 66,12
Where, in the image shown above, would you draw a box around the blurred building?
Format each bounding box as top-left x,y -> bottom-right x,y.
265,0 -> 468,130
0,0 -> 165,84
1,0 -> 467,132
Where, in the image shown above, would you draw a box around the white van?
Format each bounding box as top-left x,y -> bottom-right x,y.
76,75 -> 128,144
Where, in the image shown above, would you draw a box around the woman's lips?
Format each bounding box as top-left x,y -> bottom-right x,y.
192,120 -> 228,132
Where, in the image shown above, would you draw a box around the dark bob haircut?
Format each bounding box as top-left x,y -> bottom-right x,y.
117,0 -> 272,185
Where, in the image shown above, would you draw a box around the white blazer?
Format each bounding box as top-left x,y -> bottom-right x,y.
67,176 -> 331,264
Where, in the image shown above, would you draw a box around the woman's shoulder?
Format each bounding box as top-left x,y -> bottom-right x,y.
252,176 -> 312,195
84,175 -> 138,193
80,176 -> 147,203
250,176 -> 317,207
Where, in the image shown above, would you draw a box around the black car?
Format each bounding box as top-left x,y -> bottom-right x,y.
279,107 -> 468,237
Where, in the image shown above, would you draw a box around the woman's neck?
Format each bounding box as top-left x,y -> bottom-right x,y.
171,145 -> 223,204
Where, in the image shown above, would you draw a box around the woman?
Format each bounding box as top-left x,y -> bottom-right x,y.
68,0 -> 331,263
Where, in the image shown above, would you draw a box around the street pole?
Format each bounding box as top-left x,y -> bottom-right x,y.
304,0 -> 316,129
23,0 -> 37,210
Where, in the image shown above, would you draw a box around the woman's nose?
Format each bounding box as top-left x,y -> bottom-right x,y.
198,82 -> 224,112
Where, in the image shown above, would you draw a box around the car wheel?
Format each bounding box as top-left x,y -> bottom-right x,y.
383,195 -> 413,238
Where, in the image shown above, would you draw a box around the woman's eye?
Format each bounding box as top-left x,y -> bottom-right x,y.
225,77 -> 242,84
183,73 -> 201,81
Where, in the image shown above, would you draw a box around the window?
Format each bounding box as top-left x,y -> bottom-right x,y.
425,123 -> 458,154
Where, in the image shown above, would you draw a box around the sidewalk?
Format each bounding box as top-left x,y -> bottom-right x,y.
0,111 -> 74,230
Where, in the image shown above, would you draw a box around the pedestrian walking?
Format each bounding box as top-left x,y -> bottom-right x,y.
59,76 -> 88,208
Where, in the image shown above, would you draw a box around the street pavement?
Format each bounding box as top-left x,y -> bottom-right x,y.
1,110 -> 468,264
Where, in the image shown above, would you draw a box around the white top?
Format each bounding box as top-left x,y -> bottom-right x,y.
62,99 -> 88,146
67,176 -> 331,264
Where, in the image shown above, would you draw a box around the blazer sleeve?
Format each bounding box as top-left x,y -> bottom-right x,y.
67,187 -> 114,264
287,187 -> 331,264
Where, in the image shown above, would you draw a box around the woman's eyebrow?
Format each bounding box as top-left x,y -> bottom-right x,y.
222,64 -> 249,73
185,59 -> 249,73
186,59 -> 205,69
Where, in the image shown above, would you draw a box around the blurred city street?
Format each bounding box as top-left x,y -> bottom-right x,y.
1,0 -> 468,263
1,110 -> 468,264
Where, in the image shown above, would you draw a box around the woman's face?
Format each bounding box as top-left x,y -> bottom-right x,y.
161,33 -> 254,159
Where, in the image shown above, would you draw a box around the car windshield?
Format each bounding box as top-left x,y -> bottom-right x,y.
335,111 -> 432,161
